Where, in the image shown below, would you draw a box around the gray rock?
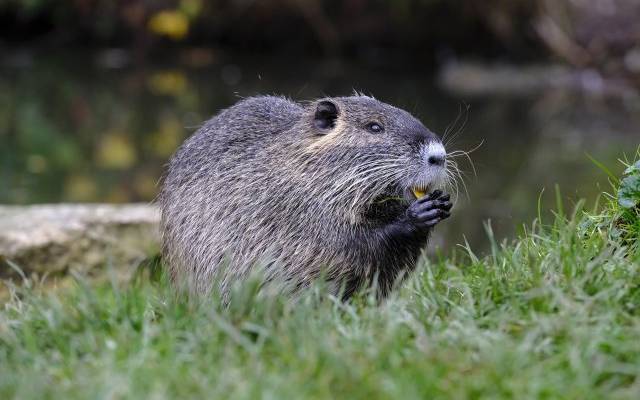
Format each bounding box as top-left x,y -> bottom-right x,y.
0,204 -> 160,279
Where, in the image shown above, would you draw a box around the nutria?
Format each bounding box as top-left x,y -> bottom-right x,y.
159,95 -> 453,299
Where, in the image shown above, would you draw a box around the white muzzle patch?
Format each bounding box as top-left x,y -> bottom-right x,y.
422,142 -> 446,164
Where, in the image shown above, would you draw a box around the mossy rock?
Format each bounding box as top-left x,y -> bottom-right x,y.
0,204 -> 160,280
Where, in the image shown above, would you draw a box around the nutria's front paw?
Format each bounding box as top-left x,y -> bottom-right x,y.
406,190 -> 452,230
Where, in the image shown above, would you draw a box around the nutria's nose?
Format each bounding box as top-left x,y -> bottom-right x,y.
423,142 -> 446,168
428,155 -> 446,166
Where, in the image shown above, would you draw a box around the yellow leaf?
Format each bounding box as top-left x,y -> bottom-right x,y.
96,133 -> 137,170
148,10 -> 189,40
147,70 -> 188,96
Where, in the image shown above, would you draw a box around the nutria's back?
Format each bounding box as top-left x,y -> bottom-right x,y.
160,95 -> 453,299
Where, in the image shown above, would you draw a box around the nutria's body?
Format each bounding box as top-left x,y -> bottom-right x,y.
160,95 -> 452,299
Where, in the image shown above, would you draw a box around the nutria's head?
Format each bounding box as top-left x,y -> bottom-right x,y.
298,95 -> 450,223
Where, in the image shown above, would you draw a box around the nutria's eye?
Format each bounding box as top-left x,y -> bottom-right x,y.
366,122 -> 384,134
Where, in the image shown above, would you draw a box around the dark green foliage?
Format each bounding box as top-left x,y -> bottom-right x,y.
619,160 -> 640,209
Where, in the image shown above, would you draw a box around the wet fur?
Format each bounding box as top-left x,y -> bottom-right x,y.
159,95 -> 449,299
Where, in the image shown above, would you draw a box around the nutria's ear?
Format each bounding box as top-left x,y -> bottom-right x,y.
314,100 -> 339,132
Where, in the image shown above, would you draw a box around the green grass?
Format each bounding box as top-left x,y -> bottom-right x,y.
1,156 -> 639,399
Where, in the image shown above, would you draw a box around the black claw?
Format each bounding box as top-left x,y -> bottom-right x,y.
440,202 -> 453,211
421,190 -> 442,202
418,200 -> 451,212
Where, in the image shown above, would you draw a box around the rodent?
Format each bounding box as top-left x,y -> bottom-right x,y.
159,95 -> 452,300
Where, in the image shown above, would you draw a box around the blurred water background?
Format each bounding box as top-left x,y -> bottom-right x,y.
1,0 -> 639,252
